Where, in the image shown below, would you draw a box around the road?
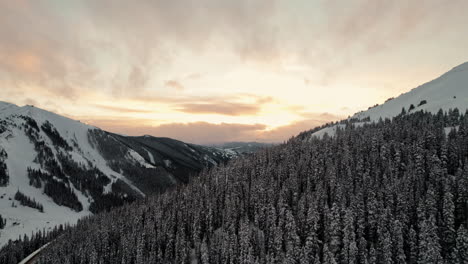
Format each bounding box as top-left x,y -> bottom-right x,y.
18,242 -> 51,264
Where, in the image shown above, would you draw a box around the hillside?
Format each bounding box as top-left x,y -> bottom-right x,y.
3,61 -> 468,263
14,105 -> 468,264
0,102 -> 234,246
312,61 -> 468,138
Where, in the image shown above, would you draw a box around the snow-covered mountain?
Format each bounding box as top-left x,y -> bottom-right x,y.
0,102 -> 235,246
312,61 -> 468,138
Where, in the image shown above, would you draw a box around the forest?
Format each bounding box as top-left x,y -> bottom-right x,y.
1,108 -> 468,263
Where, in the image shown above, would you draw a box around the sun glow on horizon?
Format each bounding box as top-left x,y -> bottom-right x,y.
2,0 -> 468,143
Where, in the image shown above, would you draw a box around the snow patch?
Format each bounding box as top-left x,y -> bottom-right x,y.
127,149 -> 155,168
144,147 -> 155,164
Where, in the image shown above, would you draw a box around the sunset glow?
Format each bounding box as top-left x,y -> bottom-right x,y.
1,0 -> 468,143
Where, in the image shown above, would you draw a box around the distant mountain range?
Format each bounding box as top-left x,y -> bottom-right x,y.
0,102 -> 237,246
210,142 -> 274,155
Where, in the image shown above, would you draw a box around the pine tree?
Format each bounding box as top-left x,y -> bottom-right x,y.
379,229 -> 393,264
200,238 -> 209,264
328,203 -> 341,258
456,226 -> 468,263
408,226 -> 418,264
441,192 -> 456,260
323,244 -> 338,264
418,219 -> 442,264
392,220 -> 406,264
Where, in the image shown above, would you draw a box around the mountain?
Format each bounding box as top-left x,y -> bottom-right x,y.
0,102 -> 235,246
210,142 -> 273,155
2,61 -> 468,262
15,90 -> 468,264
312,61 -> 468,138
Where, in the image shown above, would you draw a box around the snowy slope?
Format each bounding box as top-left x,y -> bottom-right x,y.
312,61 -> 468,138
0,102 -> 235,247
0,103 -> 135,246
353,61 -> 468,121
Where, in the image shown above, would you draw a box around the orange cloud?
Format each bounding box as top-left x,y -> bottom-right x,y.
176,102 -> 260,116
81,111 -> 341,144
93,104 -> 154,113
165,80 -> 184,90
9,51 -> 41,73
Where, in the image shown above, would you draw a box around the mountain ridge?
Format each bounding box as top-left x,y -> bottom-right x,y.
0,102 -> 236,246
312,61 -> 468,138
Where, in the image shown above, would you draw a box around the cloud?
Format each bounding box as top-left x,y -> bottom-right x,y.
176,102 -> 260,116
2,0 -> 467,100
83,112 -> 341,144
93,104 -> 154,114
317,0 -> 468,58
2,0 -> 468,143
124,93 -> 274,116
185,73 -> 202,80
0,1 -> 96,99
128,66 -> 149,92
165,80 -> 185,91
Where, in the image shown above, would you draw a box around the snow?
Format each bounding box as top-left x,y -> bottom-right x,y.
0,102 -> 145,247
144,147 -> 155,164
353,62 -> 468,121
312,61 -> 468,138
312,124 -> 346,138
444,126 -> 460,136
221,148 -> 238,156
0,99 -> 237,247
163,159 -> 172,168
0,128 -> 90,246
127,149 -> 155,169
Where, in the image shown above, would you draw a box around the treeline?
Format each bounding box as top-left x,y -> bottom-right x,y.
14,190 -> 44,212
57,152 -> 136,213
41,121 -> 72,151
44,178 -> 83,212
19,108 -> 467,264
27,168 -> 82,212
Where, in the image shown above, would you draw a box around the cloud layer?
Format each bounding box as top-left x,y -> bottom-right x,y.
3,0 -> 467,98
84,112 -> 340,144
1,0 -> 468,143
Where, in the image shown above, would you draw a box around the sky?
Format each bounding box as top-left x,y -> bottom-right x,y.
1,0 -> 468,144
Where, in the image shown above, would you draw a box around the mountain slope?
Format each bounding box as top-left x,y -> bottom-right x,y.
312,61 -> 468,138
23,102 -> 468,264
0,102 -> 234,246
